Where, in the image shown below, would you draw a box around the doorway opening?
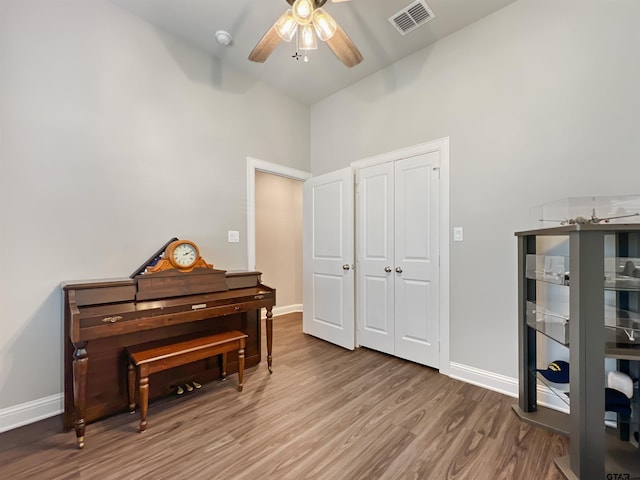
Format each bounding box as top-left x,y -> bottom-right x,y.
246,157 -> 311,317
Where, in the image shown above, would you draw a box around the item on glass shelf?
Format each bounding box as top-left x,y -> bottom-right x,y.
608,371 -> 634,399
540,208 -> 639,226
537,360 -> 569,383
605,387 -> 632,416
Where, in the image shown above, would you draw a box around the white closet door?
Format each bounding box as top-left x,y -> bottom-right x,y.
357,162 -> 395,354
303,167 -> 355,350
394,153 -> 440,367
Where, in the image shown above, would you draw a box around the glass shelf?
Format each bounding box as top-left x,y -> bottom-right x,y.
609,413 -> 640,430
526,255 -> 569,285
605,257 -> 640,291
527,255 -> 640,290
605,304 -> 640,355
527,301 -> 640,348
526,313 -> 640,359
605,327 -> 640,359
605,310 -> 640,342
533,370 -> 570,407
526,301 -> 570,345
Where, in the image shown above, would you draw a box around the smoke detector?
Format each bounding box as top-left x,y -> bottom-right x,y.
215,30 -> 233,46
389,0 -> 435,36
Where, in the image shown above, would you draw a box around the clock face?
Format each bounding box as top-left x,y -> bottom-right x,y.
171,242 -> 198,268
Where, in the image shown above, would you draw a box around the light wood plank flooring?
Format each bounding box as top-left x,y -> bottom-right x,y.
0,313 -> 568,479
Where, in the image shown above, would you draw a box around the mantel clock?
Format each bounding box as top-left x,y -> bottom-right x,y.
146,239 -> 213,273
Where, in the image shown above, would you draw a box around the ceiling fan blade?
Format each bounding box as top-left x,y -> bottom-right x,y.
325,24 -> 363,68
248,26 -> 283,63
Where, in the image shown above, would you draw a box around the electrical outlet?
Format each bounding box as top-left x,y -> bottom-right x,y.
453,227 -> 463,242
228,230 -> 240,243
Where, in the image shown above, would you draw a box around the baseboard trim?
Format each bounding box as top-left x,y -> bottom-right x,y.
261,304 -> 302,319
449,362 -> 518,397
448,362 -> 569,413
0,394 -> 63,433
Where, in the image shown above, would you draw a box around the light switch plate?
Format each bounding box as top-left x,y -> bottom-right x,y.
453,227 -> 463,242
228,230 -> 240,243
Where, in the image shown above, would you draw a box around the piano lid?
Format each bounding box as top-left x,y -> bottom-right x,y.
130,237 -> 178,278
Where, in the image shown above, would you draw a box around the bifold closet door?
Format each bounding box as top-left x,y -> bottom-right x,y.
357,162 -> 395,355
394,154 -> 440,368
357,153 -> 440,368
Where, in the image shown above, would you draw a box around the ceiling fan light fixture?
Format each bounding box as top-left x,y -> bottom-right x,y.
312,8 -> 337,41
297,23 -> 318,50
292,0 -> 314,25
248,0 -> 363,68
274,9 -> 298,42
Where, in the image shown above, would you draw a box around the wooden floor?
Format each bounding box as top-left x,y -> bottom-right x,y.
0,313 -> 568,479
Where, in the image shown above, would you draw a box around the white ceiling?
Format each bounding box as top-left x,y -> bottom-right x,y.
110,0 -> 518,104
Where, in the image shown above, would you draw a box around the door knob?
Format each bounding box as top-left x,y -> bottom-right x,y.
384,266 -> 392,272
342,264 -> 351,270
395,267 -> 403,273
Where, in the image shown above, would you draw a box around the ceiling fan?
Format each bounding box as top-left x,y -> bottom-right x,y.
249,0 -> 363,68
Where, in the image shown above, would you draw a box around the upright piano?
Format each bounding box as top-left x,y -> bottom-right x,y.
62,242 -> 275,448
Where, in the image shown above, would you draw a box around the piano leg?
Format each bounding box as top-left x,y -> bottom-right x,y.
72,342 -> 88,449
266,306 -> 273,373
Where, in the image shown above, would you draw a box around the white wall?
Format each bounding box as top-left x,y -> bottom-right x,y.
0,0 -> 309,423
310,0 -> 640,382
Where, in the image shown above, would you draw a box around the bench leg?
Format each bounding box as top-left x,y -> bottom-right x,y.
221,352 -> 227,379
127,363 -> 136,412
237,347 -> 245,392
139,375 -> 149,432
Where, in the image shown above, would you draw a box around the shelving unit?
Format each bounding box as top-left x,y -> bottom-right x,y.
513,224 -> 640,479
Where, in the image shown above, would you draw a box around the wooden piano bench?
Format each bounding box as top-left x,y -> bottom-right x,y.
126,330 -> 248,432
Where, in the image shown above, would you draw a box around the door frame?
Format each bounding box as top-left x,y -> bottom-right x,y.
246,157 -> 311,272
351,137 -> 451,376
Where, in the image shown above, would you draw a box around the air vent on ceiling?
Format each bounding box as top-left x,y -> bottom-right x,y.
389,0 -> 435,36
